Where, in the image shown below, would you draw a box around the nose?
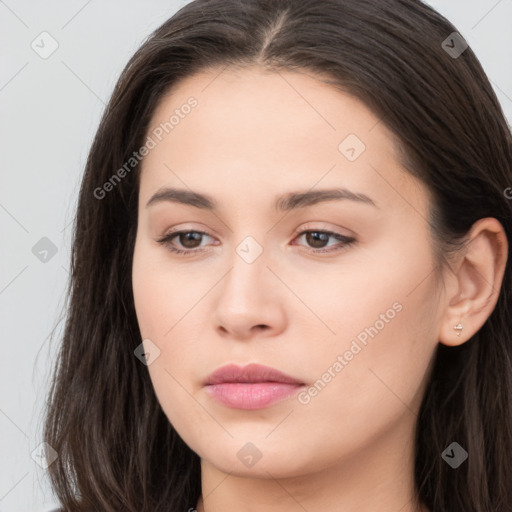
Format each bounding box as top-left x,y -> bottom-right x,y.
211,245 -> 286,341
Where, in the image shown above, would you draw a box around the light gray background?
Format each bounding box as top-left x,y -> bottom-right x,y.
1,1 -> 511,511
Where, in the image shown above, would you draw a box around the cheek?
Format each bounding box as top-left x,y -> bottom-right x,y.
132,237 -> 212,426
301,244 -> 439,425
285,289 -> 438,474
296,233 -> 435,387
132,238 -> 199,339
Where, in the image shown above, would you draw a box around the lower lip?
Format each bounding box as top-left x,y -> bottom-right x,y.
205,382 -> 304,409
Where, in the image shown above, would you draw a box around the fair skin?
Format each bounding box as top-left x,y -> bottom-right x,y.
131,65 -> 507,512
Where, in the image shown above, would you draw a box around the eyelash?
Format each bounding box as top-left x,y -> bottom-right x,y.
156,228 -> 356,256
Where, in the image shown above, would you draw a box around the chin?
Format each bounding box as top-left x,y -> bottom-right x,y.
190,434 -> 320,478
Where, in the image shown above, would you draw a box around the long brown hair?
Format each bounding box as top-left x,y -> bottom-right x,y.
43,1 -> 512,510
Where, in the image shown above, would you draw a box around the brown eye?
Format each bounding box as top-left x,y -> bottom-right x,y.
156,230 -> 215,254
176,231 -> 204,249
293,230 -> 356,253
305,231 -> 330,248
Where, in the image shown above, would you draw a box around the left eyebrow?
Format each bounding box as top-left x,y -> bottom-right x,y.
276,188 -> 378,210
145,187 -> 378,210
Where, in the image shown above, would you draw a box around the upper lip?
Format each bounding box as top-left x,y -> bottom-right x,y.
205,363 -> 304,385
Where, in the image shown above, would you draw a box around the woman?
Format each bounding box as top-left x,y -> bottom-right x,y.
43,0 -> 512,511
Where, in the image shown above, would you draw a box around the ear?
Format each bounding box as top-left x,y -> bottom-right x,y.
438,217 -> 508,347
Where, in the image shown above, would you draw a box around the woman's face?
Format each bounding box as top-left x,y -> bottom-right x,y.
132,66 -> 444,478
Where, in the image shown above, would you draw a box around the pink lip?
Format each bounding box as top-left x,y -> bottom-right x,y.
204,363 -> 305,410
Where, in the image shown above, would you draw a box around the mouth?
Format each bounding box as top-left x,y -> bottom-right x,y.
204,363 -> 306,410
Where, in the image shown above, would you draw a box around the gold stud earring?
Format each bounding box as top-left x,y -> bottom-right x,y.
453,320 -> 463,336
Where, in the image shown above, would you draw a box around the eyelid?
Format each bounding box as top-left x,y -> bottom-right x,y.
291,221 -> 353,238
158,224 -> 215,241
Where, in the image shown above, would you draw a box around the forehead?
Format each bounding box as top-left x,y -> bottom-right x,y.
138,66 -> 428,216
146,65 -> 393,156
